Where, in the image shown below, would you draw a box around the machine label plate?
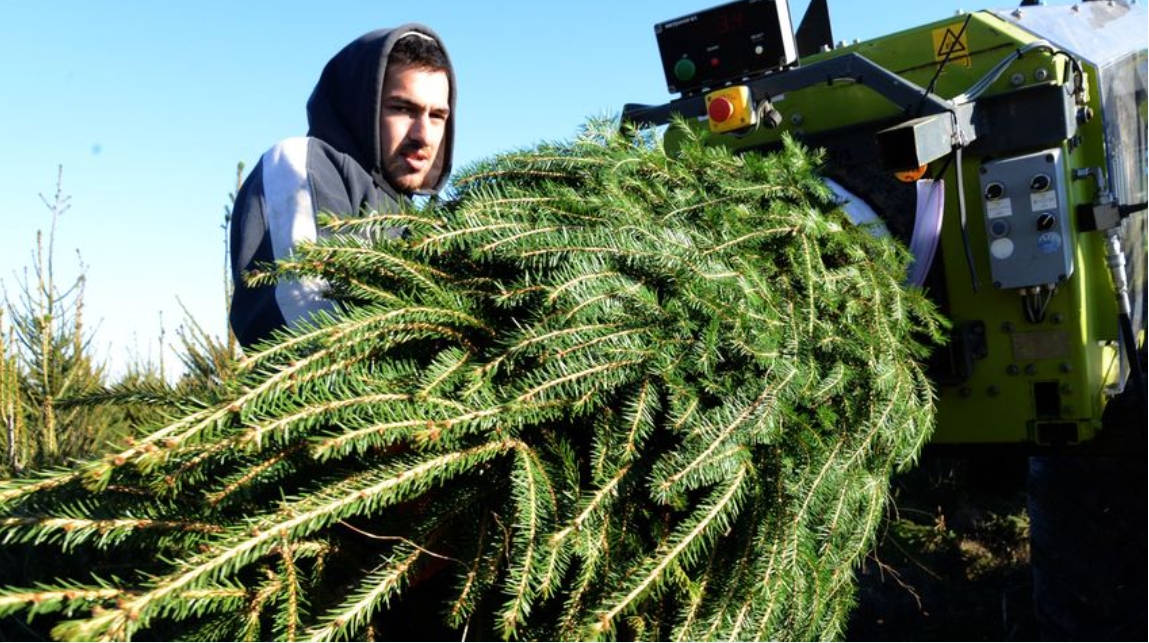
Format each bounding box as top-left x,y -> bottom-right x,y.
986,198 -> 1013,219
1010,330 -> 1071,361
1031,191 -> 1058,210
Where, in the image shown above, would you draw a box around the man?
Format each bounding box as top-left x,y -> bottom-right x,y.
229,25 -> 455,348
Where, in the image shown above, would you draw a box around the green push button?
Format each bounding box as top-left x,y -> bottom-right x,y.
674,58 -> 696,82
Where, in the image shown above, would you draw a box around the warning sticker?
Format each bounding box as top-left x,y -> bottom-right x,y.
932,25 -> 971,66
1037,231 -> 1063,254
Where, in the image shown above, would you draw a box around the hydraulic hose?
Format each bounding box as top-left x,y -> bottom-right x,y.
1104,228 -> 1146,401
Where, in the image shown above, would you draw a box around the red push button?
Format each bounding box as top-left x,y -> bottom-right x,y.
708,97 -> 734,123
704,86 -> 755,133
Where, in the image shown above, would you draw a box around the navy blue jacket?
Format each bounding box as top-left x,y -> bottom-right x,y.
229,25 -> 456,349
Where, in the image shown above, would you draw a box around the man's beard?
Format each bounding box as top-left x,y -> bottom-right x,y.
386,141 -> 432,194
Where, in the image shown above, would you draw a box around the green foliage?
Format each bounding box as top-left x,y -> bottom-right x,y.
0,121 -> 944,640
0,169 -> 126,476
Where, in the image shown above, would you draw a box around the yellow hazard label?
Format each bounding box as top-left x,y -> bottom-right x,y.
931,24 -> 971,67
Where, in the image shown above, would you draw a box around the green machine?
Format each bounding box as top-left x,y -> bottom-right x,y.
623,0 -> 1147,446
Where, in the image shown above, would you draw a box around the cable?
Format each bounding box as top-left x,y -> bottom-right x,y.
952,40 -> 1056,105
1103,227 -> 1146,401
1022,286 -> 1056,324
1118,312 -> 1146,404
915,14 -> 974,116
955,145 -> 980,291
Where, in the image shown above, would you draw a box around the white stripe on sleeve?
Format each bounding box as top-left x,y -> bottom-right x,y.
261,137 -> 335,329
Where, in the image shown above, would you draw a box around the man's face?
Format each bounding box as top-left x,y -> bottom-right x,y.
379,64 -> 450,194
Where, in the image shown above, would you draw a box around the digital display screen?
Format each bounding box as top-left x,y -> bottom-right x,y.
655,0 -> 797,96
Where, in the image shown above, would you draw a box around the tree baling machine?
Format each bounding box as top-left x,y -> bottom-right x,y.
624,0 -> 1147,447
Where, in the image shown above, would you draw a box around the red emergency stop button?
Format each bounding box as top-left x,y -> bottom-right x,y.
708,97 -> 734,123
704,86 -> 755,133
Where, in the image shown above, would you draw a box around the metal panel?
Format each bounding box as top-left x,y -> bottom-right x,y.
978,149 -> 1075,289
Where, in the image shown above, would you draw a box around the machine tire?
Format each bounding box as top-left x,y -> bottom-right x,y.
1027,386 -> 1148,641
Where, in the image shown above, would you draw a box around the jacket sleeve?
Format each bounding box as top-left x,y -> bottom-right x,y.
229,137 -> 339,349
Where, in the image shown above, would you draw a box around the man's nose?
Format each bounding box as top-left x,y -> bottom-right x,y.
407,112 -> 431,144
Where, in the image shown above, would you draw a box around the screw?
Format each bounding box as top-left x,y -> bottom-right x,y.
1007,364 -> 1020,375
1002,322 -> 1015,333
791,113 -> 804,126
1052,313 -> 1064,324
1034,68 -> 1050,82
1061,384 -> 1074,395
1010,72 -> 1026,87
1025,363 -> 1038,375
1059,362 -> 1071,373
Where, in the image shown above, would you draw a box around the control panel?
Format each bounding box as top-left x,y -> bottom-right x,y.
979,149 -> 1075,289
654,0 -> 797,96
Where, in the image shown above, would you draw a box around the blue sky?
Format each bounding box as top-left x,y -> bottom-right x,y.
0,1 -> 1052,376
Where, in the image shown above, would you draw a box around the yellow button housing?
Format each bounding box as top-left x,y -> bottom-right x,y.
705,86 -> 756,133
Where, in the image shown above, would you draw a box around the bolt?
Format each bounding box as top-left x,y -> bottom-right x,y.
1025,363 -> 1038,375
1010,72 -> 1026,87
1034,68 -> 1050,82
1002,322 -> 1015,333
1061,384 -> 1074,395
791,113 -> 804,126
1059,362 -> 1071,373
1052,313 -> 1064,324
1007,364 -> 1021,375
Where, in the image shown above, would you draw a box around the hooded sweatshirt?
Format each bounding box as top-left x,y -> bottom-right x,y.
229,24 -> 456,348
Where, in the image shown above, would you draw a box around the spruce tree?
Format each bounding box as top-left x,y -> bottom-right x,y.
0,168 -> 124,476
0,121 -> 943,641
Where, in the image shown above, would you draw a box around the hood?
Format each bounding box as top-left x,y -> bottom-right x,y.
306,24 -> 456,196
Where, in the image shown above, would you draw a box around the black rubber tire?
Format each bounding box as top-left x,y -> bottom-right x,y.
1028,426 -> 1147,641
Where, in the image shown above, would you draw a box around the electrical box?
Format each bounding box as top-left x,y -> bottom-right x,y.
978,149 -> 1075,289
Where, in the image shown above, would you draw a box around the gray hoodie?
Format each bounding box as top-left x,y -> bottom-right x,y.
229,24 -> 456,348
